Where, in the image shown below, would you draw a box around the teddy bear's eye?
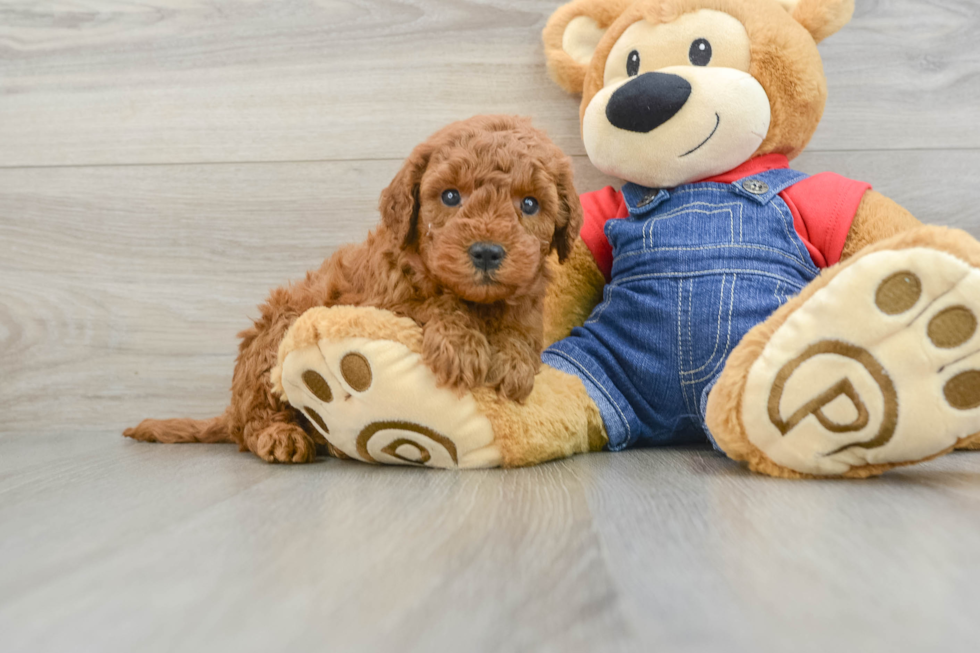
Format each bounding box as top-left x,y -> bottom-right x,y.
689,39 -> 712,66
626,50 -> 640,77
441,189 -> 461,207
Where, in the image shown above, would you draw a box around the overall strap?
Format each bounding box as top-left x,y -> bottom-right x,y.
728,167 -> 809,205
621,182 -> 671,217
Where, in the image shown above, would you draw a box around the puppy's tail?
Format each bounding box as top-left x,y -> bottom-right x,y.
123,414 -> 233,444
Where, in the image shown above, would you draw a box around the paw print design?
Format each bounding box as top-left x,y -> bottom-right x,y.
277,329 -> 501,469
743,247 -> 980,475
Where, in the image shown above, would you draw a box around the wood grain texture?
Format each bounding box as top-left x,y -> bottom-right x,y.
3,0 -> 980,650
1,439 -> 979,653
576,448 -> 980,653
0,156 -> 616,435
0,435 -> 639,653
1,0 -> 979,167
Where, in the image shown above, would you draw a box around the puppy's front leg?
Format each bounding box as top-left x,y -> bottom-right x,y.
232,297 -> 320,464
421,312 -> 491,394
486,326 -> 541,403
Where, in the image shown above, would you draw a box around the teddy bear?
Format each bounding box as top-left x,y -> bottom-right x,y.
271,0 -> 980,478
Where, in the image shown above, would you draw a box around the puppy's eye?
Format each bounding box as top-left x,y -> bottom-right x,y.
626,50 -> 640,77
689,39 -> 712,66
520,197 -> 539,216
441,189 -> 461,207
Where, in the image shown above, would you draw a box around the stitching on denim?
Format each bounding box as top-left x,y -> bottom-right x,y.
755,168 -> 808,190
642,202 -> 742,249
729,205 -> 734,244
677,279 -> 693,414
688,279 -> 697,408
772,194 -> 814,269
663,186 -> 729,200
547,349 -> 633,441
681,279 -> 694,411
685,279 -> 695,410
739,201 -> 744,242
628,184 -> 817,272
613,269 -> 814,286
773,279 -> 802,305
614,243 -> 817,272
624,186 -> 668,217
750,170 -> 809,205
681,275 -> 727,377
630,187 -> 716,211
585,286 -> 614,325
754,168 -> 818,266
628,173 -> 803,210
645,200 -> 743,221
683,273 -> 737,386
687,278 -> 694,373
684,279 -> 696,410
777,200 -> 802,259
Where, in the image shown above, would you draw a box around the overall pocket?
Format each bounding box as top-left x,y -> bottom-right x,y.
677,274 -> 736,385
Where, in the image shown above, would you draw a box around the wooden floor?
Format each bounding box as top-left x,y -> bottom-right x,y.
2,1 -> 980,651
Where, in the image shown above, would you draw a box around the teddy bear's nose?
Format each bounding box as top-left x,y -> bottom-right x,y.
606,72 -> 692,134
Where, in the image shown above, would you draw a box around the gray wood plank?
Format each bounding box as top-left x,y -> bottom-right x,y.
1,0 -> 978,167
0,434 -> 635,653
1,437 -> 978,652
577,448 -> 980,653
0,156 -> 616,435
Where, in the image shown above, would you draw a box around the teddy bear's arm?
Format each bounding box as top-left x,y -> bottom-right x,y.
840,190 -> 925,261
542,238 -> 606,346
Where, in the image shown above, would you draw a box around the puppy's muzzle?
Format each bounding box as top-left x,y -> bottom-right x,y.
468,242 -> 507,273
606,72 -> 692,133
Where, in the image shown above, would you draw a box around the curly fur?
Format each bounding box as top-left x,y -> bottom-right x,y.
124,115 -> 583,463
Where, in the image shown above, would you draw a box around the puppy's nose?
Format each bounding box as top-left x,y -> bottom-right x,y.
606,72 -> 692,133
469,242 -> 506,272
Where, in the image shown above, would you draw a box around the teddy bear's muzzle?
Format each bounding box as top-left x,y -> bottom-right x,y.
605,71 -> 692,134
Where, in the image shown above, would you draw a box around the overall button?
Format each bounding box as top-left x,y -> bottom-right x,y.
742,178 -> 769,195
637,189 -> 660,207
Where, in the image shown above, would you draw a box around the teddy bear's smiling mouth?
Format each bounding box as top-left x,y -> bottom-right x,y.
679,113 -> 721,158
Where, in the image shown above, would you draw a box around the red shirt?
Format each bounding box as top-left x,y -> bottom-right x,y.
579,154 -> 871,280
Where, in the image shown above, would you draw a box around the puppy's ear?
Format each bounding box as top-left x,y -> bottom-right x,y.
542,0 -> 633,94
780,0 -> 854,43
379,143 -> 432,247
551,159 -> 583,263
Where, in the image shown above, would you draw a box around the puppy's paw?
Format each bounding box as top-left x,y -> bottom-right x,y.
252,423 -> 317,464
123,420 -> 160,442
422,323 -> 491,394
487,348 -> 540,403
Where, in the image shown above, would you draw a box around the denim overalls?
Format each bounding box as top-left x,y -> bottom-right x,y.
542,167 -> 821,450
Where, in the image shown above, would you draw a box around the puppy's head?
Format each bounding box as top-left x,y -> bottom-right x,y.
379,115 -> 582,304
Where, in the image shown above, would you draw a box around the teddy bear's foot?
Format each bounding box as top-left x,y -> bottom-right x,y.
708,228 -> 980,478
272,306 -> 501,469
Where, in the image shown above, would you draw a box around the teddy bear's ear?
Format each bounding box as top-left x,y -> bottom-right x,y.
542,0 -> 634,94
780,0 -> 855,43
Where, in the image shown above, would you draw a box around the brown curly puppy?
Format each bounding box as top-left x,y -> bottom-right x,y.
124,115 -> 583,463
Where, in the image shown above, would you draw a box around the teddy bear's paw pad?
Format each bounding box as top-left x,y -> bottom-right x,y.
742,247 -> 980,475
279,337 -> 500,469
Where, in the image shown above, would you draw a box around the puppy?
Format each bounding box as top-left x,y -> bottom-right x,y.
125,115 -> 583,463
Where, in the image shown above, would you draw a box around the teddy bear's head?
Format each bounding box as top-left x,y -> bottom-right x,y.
543,0 -> 854,188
